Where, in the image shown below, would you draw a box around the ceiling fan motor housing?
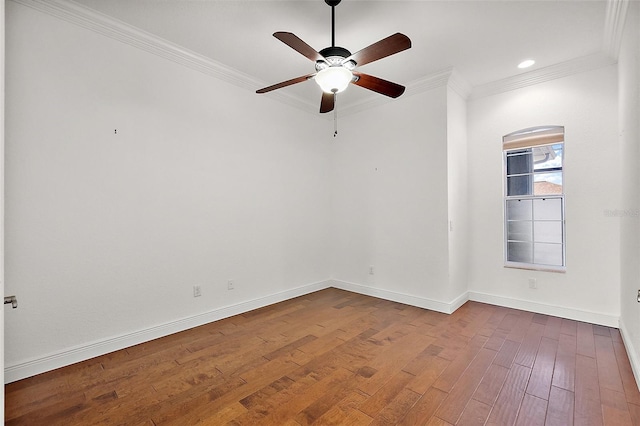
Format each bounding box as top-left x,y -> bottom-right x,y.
319,46 -> 351,60
316,46 -> 355,72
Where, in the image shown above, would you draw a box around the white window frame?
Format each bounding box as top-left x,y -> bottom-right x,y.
503,126 -> 566,273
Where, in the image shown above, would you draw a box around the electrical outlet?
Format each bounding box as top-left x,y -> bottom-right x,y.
637,289 -> 640,303
369,265 -> 375,275
228,280 -> 235,290
528,278 -> 537,289
193,285 -> 202,297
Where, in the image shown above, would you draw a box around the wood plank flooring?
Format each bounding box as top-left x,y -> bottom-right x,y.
5,288 -> 640,425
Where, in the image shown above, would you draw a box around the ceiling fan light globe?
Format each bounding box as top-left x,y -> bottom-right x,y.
315,66 -> 352,93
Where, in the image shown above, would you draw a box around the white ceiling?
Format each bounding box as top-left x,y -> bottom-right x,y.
66,0 -> 615,112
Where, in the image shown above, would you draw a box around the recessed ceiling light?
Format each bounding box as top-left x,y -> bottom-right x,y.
518,59 -> 535,69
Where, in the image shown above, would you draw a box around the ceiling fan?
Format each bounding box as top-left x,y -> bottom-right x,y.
256,0 -> 411,114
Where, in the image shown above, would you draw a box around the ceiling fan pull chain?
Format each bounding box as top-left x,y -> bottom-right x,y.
333,92 -> 338,137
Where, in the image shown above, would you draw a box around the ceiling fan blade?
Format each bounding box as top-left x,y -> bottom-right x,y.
256,73 -> 315,94
273,32 -> 325,62
320,92 -> 335,113
345,33 -> 411,67
352,72 -> 406,98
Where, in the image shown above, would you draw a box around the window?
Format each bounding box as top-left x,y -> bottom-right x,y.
503,126 -> 565,271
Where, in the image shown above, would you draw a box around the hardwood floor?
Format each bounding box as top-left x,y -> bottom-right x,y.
5,288 -> 640,425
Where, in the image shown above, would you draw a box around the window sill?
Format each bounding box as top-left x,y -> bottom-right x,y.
504,262 -> 566,273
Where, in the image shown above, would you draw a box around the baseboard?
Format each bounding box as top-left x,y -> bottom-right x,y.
468,290 -> 620,328
4,280 -> 332,383
619,319 -> 640,391
6,282 -> 623,383
330,279 -> 468,314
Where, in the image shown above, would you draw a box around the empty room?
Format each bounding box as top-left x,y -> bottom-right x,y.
3,0 -> 640,424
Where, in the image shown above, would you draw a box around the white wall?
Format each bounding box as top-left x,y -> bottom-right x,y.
467,66 -> 621,326
1,0 -> 6,415
5,0 -> 632,386
446,86 -> 469,302
618,0 -> 640,385
330,86 -> 456,310
5,2 -> 332,380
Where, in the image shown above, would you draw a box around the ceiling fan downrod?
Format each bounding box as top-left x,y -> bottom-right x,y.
318,0 -> 352,65
326,0 -> 341,48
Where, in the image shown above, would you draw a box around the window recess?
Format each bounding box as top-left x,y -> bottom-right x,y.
503,126 -> 565,271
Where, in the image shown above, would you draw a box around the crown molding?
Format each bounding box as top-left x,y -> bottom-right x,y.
447,69 -> 472,100
11,0 -> 330,117
603,0 -> 630,59
338,93 -> 392,118
339,70 -> 451,117
405,68 -> 471,100
10,0 -> 624,113
408,69 -> 453,95
469,52 -> 616,100
258,91 -> 319,117
11,0 -> 261,91
338,68 -> 467,117
469,0 -> 627,100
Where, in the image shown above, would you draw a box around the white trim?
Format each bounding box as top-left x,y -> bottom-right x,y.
11,0 -> 616,114
338,68 -> 457,118
10,0 -> 319,116
329,279 -> 468,315
603,0 -> 630,59
447,68 -> 472,100
11,0 -> 258,90
4,280 -> 331,383
468,290 -> 619,328
449,291 -> 470,313
408,68 -> 455,97
407,67 -> 471,101
619,318 -> 640,391
6,281 -> 626,382
470,53 -> 617,100
503,263 -> 566,274
337,91 -> 402,118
